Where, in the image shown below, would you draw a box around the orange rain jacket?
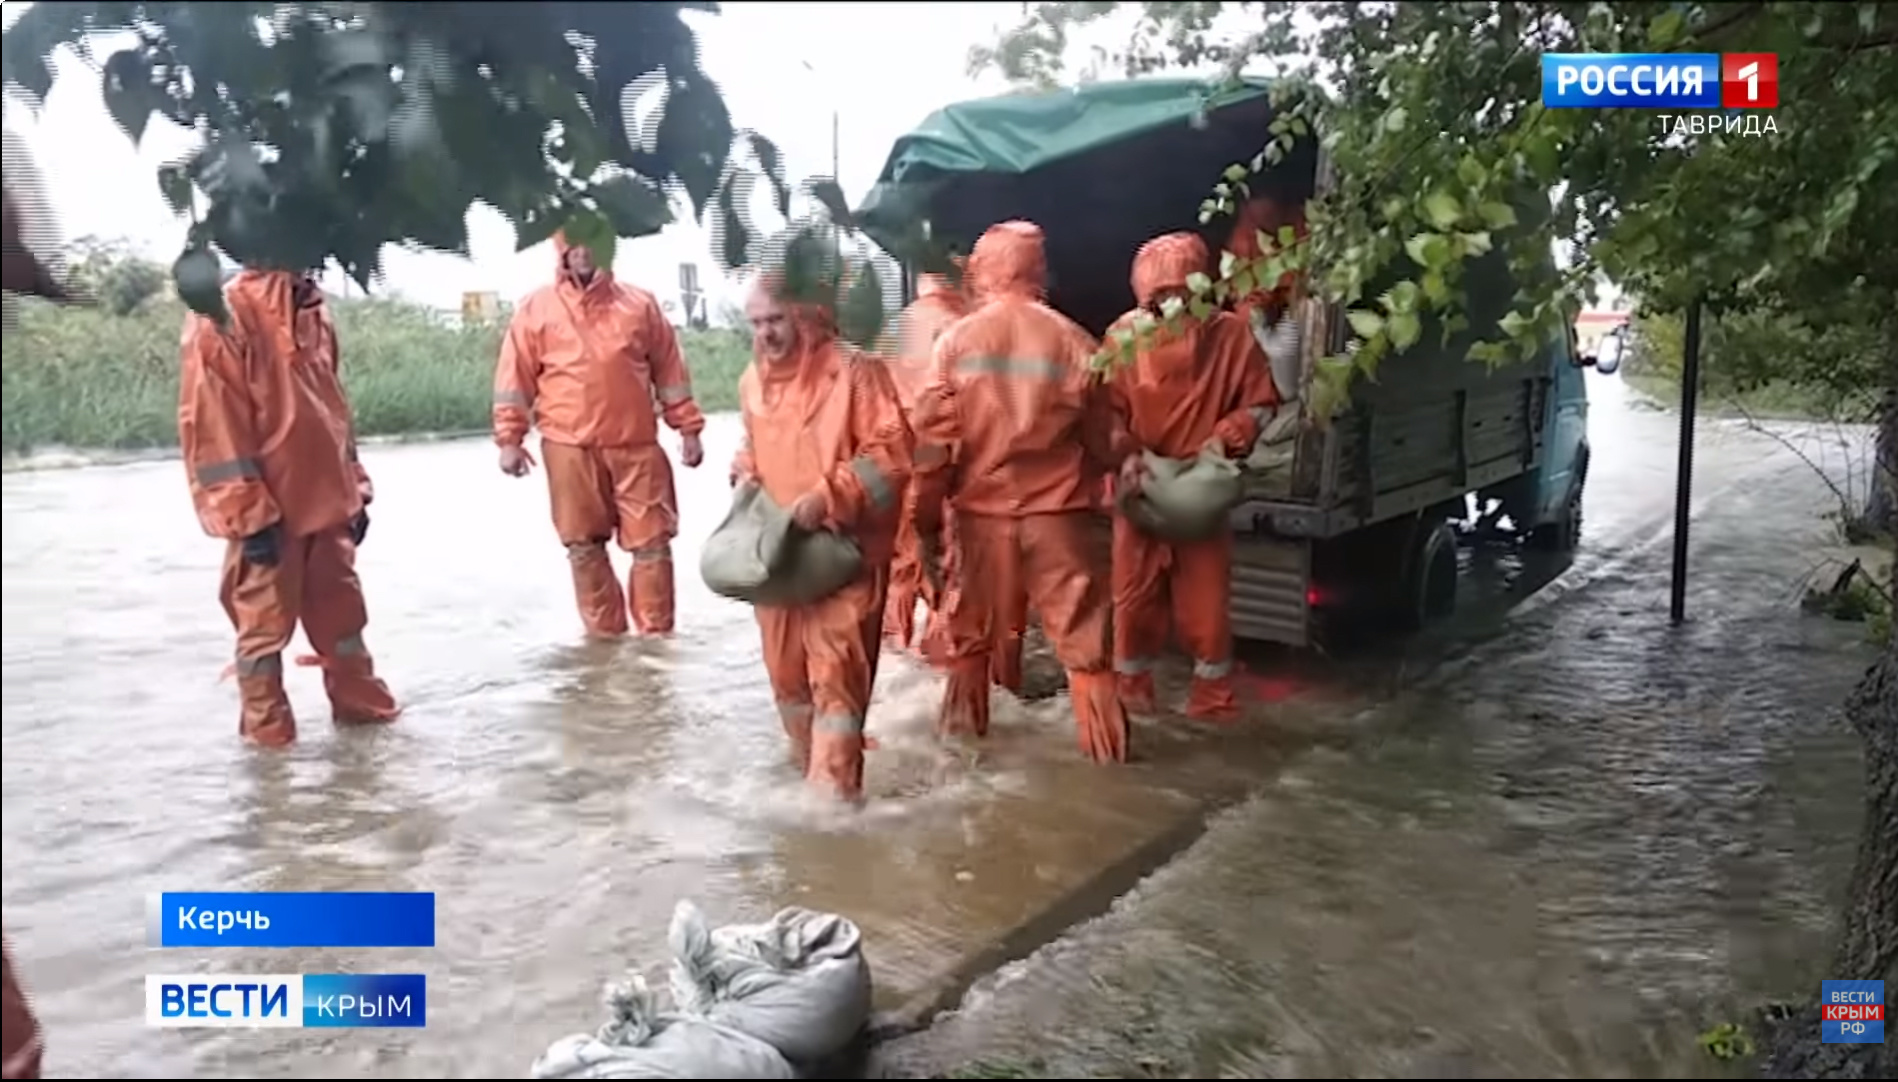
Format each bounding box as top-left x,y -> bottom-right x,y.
179,270 -> 372,541
493,236 -> 707,453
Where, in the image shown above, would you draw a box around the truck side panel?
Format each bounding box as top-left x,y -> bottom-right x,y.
1230,534 -> 1313,647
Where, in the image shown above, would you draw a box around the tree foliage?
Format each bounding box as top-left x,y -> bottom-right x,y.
1626,307 -> 1884,417
979,2 -> 1898,421
0,1 -> 808,325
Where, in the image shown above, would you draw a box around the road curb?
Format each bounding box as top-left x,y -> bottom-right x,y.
863,792 -> 1226,1045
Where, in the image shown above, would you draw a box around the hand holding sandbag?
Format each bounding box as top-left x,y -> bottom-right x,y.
701,484 -> 862,607
529,974 -> 794,1080
666,900 -> 873,1066
1118,442 -> 1244,542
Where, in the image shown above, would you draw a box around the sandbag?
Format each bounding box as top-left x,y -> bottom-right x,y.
1243,405 -> 1302,498
530,974 -> 795,1080
700,483 -> 864,607
1120,441 -> 1244,542
667,900 -> 873,1065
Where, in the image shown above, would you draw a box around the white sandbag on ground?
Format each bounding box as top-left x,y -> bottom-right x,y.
530,974 -> 795,1080
700,483 -> 863,606
1121,441 -> 1245,541
667,899 -> 873,1065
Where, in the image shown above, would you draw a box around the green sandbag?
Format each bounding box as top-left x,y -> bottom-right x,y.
1119,441 -> 1244,542
701,483 -> 864,607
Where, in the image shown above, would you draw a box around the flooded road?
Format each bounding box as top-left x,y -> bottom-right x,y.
2,374 -> 1874,1077
877,383 -> 1880,1079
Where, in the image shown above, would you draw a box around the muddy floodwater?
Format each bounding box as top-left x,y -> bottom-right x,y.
2,374 -> 1877,1078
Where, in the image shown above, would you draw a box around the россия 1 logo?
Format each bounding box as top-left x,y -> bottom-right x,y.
1541,53 -> 1779,109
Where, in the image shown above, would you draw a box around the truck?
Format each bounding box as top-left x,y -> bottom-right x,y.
858,77 -> 1614,651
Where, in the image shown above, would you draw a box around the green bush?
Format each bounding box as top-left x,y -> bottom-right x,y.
1,295 -> 753,454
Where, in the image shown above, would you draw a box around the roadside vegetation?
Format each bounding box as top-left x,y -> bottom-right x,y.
1,244 -> 753,455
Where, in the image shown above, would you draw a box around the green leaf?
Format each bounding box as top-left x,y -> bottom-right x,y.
1185,271 -> 1213,295
173,246 -> 227,324
156,164 -> 194,218
592,174 -> 674,239
1345,308 -> 1385,340
101,49 -> 159,145
1405,232 -> 1453,269
838,260 -> 886,347
1423,190 -> 1462,230
1458,231 -> 1494,257
1421,270 -> 1449,304
1498,309 -> 1533,338
1388,310 -> 1422,351
1647,10 -> 1685,48
1456,156 -> 1486,189
1477,202 -> 1518,230
562,207 -> 617,271
808,179 -> 855,229
1384,279 -> 1421,314
1223,163 -> 1248,182
653,72 -> 734,217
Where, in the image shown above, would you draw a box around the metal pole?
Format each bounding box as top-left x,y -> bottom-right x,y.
831,110 -> 840,191
1668,297 -> 1703,626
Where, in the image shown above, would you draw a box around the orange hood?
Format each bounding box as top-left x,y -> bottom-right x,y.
967,221 -> 1047,303
1131,232 -> 1209,309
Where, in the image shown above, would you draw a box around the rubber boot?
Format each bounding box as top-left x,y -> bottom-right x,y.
938,655 -> 992,739
1068,669 -> 1131,764
1117,671 -> 1158,716
236,654 -> 297,748
567,543 -> 629,637
629,550 -> 675,635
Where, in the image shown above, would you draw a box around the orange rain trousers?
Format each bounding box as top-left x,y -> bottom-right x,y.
939,513 -> 1124,762
911,221 -> 1132,763
1112,523 -> 1240,719
1,940 -> 40,1080
222,526 -> 399,747
757,567 -> 890,802
495,233 -> 707,637
543,440 -> 679,637
733,308 -> 914,802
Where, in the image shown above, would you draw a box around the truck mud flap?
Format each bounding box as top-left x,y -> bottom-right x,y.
1230,534 -> 1312,647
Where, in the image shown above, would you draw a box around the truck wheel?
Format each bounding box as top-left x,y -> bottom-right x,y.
1528,484 -> 1583,553
1398,519 -> 1460,631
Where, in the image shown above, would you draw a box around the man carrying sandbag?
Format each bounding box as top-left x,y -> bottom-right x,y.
910,221 -> 1133,764
730,275 -> 914,803
493,234 -> 707,638
1107,232 -> 1280,720
883,270 -> 969,657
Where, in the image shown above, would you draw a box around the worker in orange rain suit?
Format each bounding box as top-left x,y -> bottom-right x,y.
493,234 -> 707,637
179,268 -> 401,748
1226,195 -> 1310,401
730,275 -> 914,802
1107,232 -> 1280,720
882,271 -> 969,655
909,220 -> 1133,763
